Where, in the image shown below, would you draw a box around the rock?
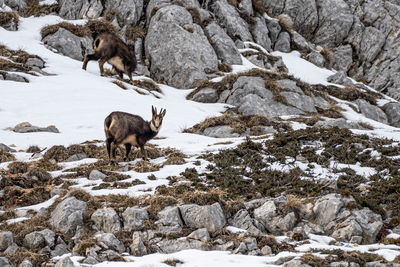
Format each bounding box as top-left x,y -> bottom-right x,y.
122,207 -> 149,231
291,31 -> 312,52
274,32 -> 291,52
355,99 -> 388,124
59,0 -> 103,19
146,0 -> 171,22
204,22 -> 242,65
261,245 -> 273,255
5,73 -> 28,83
0,257 -> 11,267
330,45 -> 353,72
331,219 -> 363,242
38,229 -> 55,247
238,0 -> 253,16
155,238 -> 206,253
55,256 -> 74,267
66,153 -> 88,162
3,243 -> 18,254
244,237 -> 258,251
12,122 -> 59,133
306,51 -> 326,68
283,259 -> 312,267
253,201 -> 276,231
351,208 -> 383,243
104,0 -> 143,26
95,233 -> 125,253
313,194 -> 344,229
156,206 -> 183,234
0,232 -> 14,251
23,232 -> 45,249
266,19 -> 281,44
89,170 -> 107,180
327,71 -> 353,85
91,208 -> 121,233
330,262 -> 349,267
252,17 -> 272,52
4,0 -> 25,10
230,209 -> 263,236
191,88 -> 219,103
130,232 -> 147,256
50,197 -> 87,236
314,118 -> 366,130
51,243 -> 70,257
384,102 -> 400,127
19,259 -> 33,267
179,203 -> 226,232
202,126 -> 240,138
26,58 -> 44,69
187,228 -> 210,242
360,27 -> 386,63
212,0 -> 252,42
43,28 -> 92,61
234,241 -> 247,254
275,212 -> 297,233
0,143 -> 16,152
145,5 -> 218,88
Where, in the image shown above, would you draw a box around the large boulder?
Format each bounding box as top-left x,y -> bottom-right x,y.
156,206 -> 183,234
211,0 -> 252,41
145,5 -> 218,88
251,17 -> 272,51
179,203 -> 226,232
384,102 -> 400,127
122,207 -> 149,231
313,194 -> 344,230
204,22 -> 242,65
42,28 -> 92,61
49,197 -> 87,236
104,0 -> 143,26
355,99 -> 388,124
91,208 -> 121,233
59,0 -> 103,19
0,232 -> 14,252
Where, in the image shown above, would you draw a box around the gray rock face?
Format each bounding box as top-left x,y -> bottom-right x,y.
0,144 -> 16,152
55,256 -> 74,267
179,203 -> 226,232
327,71 -> 353,85
59,0 -> 103,19
266,19 -> 281,44
202,126 -> 240,138
187,228 -> 210,242
145,5 -> 218,88
283,259 -> 312,267
253,201 -> 276,230
89,170 -> 107,180
314,118 -> 365,130
4,0 -> 25,10
306,51 -> 326,68
91,208 -> 121,233
230,209 -> 263,236
204,22 -> 242,65
23,232 -> 45,249
191,88 -> 219,103
155,237 -> 206,253
11,122 -> 59,133
355,99 -> 388,124
0,232 -> 14,251
146,0 -> 171,22
313,194 -> 344,229
26,58 -> 44,69
156,206 -> 183,234
274,32 -> 291,52
252,17 -> 272,52
19,259 -> 33,267
122,207 -> 149,231
0,257 -> 11,267
330,45 -> 353,72
130,232 -> 147,256
104,0 -> 143,26
211,0 -> 252,42
43,28 -> 92,61
95,233 -> 125,253
384,102 -> 400,127
238,0 -> 253,16
4,73 -> 28,83
50,197 -> 87,236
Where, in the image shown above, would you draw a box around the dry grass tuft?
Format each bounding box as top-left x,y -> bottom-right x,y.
218,62 -> 232,72
113,80 -> 128,90
0,150 -> 16,163
131,160 -> 161,173
163,259 -> 184,266
26,145 -> 41,153
0,11 -> 19,26
40,22 -> 89,39
8,161 -> 28,174
125,25 -> 146,43
131,79 -> 162,93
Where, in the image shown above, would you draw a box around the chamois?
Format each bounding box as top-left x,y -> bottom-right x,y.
82,33 -> 137,82
104,106 -> 166,163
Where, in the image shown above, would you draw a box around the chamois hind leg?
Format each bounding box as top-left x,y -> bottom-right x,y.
98,57 -> 107,76
82,52 -> 101,70
111,143 -> 117,164
106,137 -> 114,161
140,145 -> 148,161
124,144 -> 132,162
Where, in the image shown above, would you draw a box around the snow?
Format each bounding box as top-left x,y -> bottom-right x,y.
16,195 -> 59,211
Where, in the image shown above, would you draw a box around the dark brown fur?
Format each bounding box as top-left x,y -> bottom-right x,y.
82,33 -> 137,82
104,106 -> 166,163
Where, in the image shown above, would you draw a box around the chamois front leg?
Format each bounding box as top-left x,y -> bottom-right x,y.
82,52 -> 101,70
98,57 -> 107,76
124,144 -> 132,162
106,137 -> 113,161
140,145 -> 148,161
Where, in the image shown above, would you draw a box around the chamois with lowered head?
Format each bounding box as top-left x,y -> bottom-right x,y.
104,106 -> 166,163
82,33 -> 137,82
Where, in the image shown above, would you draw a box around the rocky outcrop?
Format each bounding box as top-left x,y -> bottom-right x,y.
179,203 -> 226,232
145,5 -> 218,88
91,208 -> 121,233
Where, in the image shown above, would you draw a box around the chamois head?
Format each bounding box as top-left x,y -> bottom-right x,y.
150,106 -> 166,133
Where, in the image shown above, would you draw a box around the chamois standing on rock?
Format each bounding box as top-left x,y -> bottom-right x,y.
82,33 -> 136,82
104,106 -> 166,163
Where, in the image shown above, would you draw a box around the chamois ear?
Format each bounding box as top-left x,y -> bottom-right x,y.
161,108 -> 166,117
152,106 -> 156,117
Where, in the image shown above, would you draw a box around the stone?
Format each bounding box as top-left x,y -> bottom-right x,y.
314,118 -> 366,130
156,206 -> 183,234
238,0 -> 253,16
122,207 -> 149,231
360,27 -> 386,63
244,237 -> 258,251
291,31 -> 312,52
59,0 -> 103,19
66,153 -> 88,162
179,203 -> 226,232
281,92 -> 317,113
5,73 -> 27,83
89,170 -> 107,180
0,143 -> 16,152
330,45 -> 353,72
146,0 -> 171,22
19,259 -> 33,267
384,102 -> 400,127
0,257 -> 11,267
42,27 -> 93,61
145,5 -> 218,88
187,228 -> 210,242
55,256 -> 74,267
204,22 -> 242,65
130,232 -> 147,256
50,197 -> 87,236
38,229 -> 55,247
91,207 -> 121,233
234,242 -> 247,254
306,51 -> 326,68
4,0 -> 25,10
332,219 -> 363,242
211,0 -> 252,42
26,58 -> 44,69
0,232 -> 14,251
327,71 -> 353,85
266,19 -> 281,44
104,0 -> 143,26
261,245 -> 273,255
12,123 -> 59,133
51,243 -> 70,257
283,259 -> 312,267
274,32 -> 291,52
202,126 -> 240,138
214,240 -> 235,251
191,88 -> 219,103
355,99 -> 388,124
230,209 -> 263,236
351,208 -> 383,243
95,233 -> 125,253
313,194 -> 344,228
24,231 -> 46,249
155,238 -> 206,253
3,243 -> 18,254
252,17 -> 272,52
330,262 -> 349,267
275,212 -> 297,233
253,201 -> 277,231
